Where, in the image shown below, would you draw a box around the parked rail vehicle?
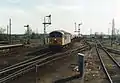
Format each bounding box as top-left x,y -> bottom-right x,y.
49,30 -> 72,49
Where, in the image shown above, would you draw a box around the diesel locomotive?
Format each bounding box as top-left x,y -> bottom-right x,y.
49,30 -> 72,49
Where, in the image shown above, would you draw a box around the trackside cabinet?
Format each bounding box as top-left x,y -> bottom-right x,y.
78,53 -> 85,77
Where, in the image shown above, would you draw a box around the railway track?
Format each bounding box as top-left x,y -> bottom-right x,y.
0,45 -> 89,83
104,47 -> 120,55
96,41 -> 120,83
0,46 -> 50,70
94,40 -> 120,55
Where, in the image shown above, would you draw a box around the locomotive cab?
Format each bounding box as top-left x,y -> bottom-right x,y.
49,31 -> 63,49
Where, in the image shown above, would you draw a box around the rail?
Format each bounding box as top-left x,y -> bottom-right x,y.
96,41 -> 120,83
0,45 -> 89,83
97,41 -> 120,68
95,44 -> 113,83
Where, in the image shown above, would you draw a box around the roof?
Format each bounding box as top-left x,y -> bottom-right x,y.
50,30 -> 71,35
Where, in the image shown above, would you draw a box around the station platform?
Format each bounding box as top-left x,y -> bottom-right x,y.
0,44 -> 23,50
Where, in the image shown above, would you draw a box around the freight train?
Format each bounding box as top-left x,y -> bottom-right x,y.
49,30 -> 72,49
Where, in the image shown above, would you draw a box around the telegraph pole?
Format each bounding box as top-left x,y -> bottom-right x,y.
9,18 -> 12,44
90,28 -> 92,35
90,28 -> 92,41
43,15 -> 51,45
108,28 -> 110,35
111,18 -> 115,47
7,25 -> 9,41
74,22 -> 77,32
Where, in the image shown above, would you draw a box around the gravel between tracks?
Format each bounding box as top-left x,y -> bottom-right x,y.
84,47 -> 108,83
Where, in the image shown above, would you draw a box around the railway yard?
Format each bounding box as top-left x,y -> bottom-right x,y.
0,38 -> 119,83
0,0 -> 120,83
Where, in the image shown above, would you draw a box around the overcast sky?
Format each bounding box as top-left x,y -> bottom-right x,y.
0,0 -> 119,34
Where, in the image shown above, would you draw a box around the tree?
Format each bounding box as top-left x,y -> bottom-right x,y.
0,27 -> 6,34
31,32 -> 36,39
0,27 -> 6,41
24,27 -> 32,35
24,27 -> 33,44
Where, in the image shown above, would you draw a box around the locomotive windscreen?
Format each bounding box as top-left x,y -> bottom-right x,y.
49,32 -> 62,37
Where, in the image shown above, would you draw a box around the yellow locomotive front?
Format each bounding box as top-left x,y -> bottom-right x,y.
49,31 -> 63,49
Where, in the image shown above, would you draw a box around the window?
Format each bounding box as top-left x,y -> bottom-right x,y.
49,32 -> 62,37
